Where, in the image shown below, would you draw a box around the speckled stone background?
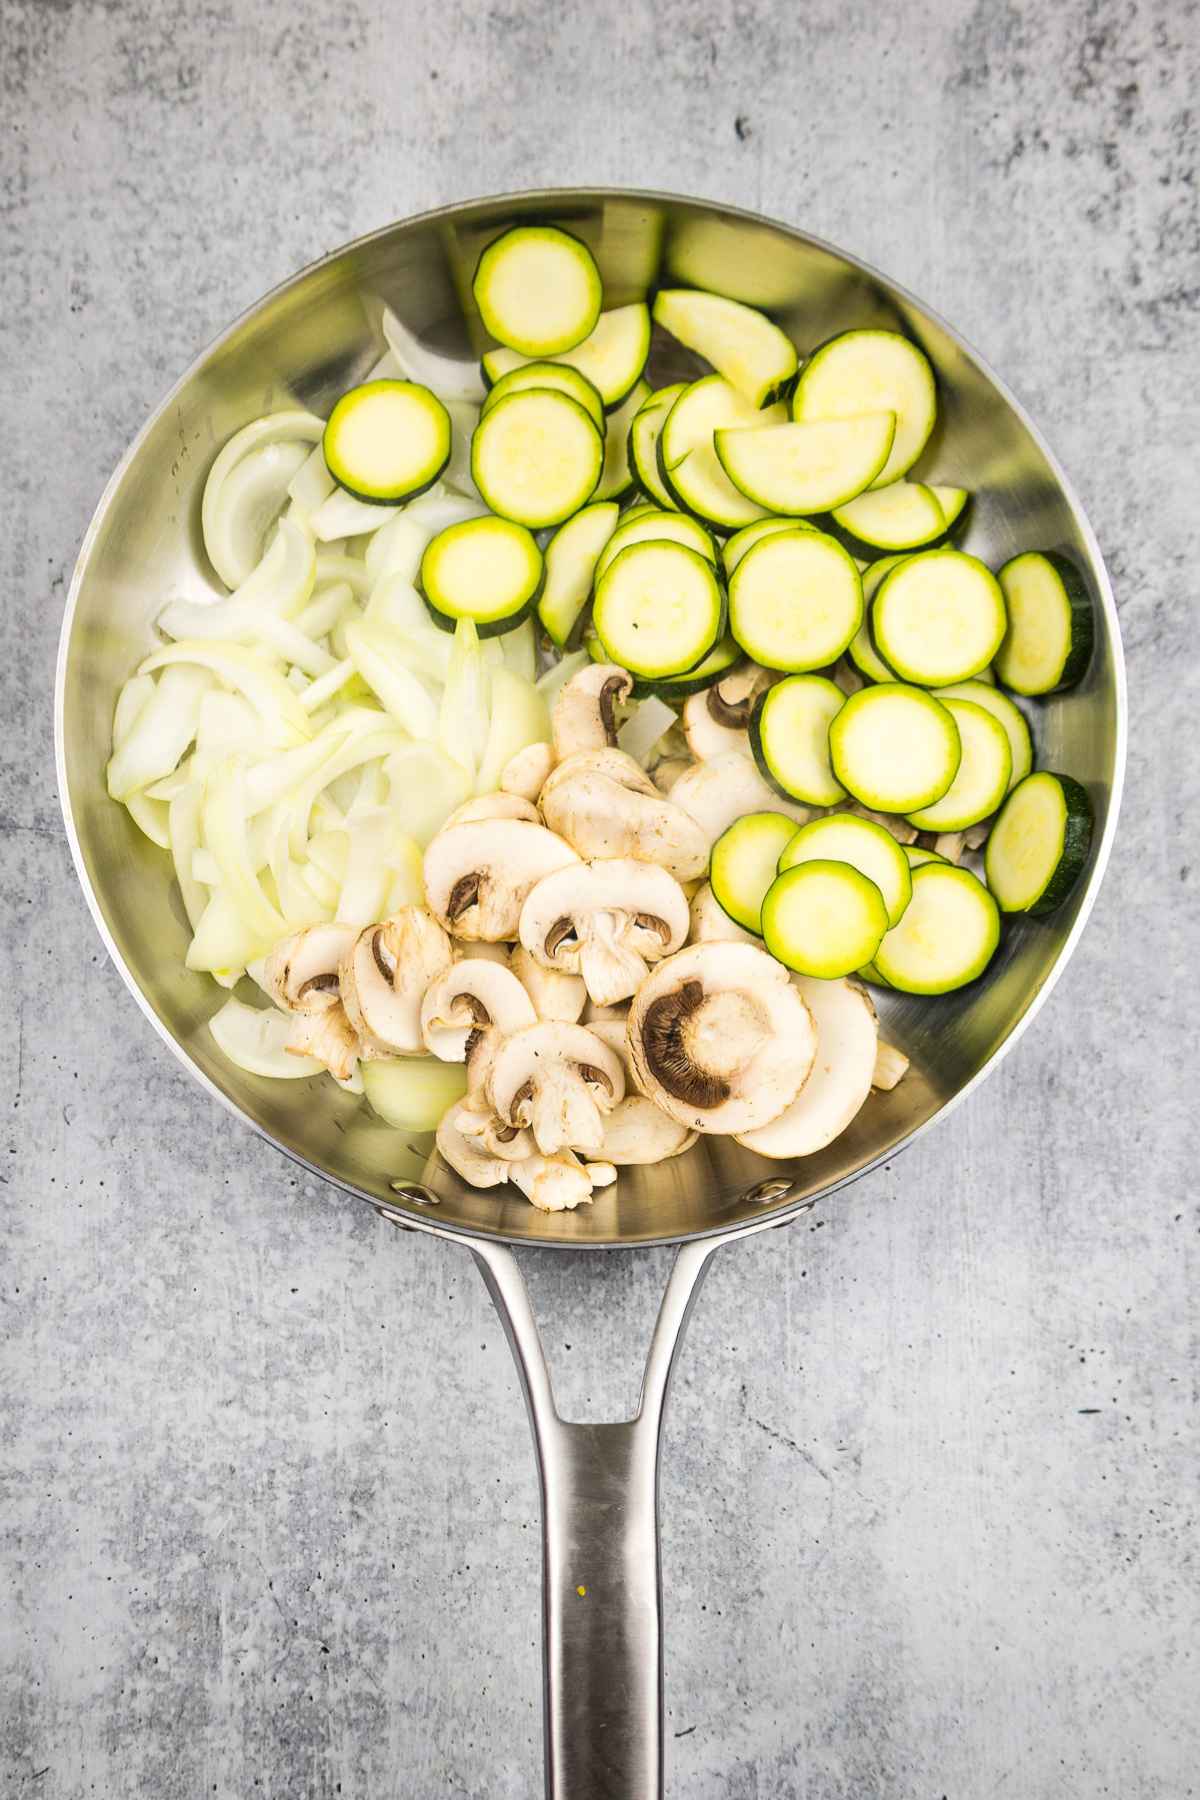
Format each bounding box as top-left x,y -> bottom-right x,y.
1,1 -> 1196,1795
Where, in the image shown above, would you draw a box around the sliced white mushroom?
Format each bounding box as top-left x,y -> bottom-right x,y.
846,801 -> 918,845
669,752 -> 814,852
285,1001 -> 361,1081
508,943 -> 587,1023
445,792 -> 541,828
435,1107 -> 516,1189
458,940 -> 512,965
338,906 -> 453,1056
585,1020 -> 697,1164
688,881 -> 759,947
682,691 -> 749,761
736,976 -> 877,1158
519,858 -> 690,1007
487,1021 -> 626,1157
509,1149 -> 615,1212
581,996 -> 630,1025
423,818 -> 580,941
871,1040 -> 910,1091
551,662 -> 634,759
627,942 -> 816,1135
681,662 -> 776,760
540,748 -> 709,881
264,921 -> 358,1014
963,818 -> 993,852
933,830 -> 966,863
651,756 -> 693,795
453,1101 -> 534,1162
420,960 -> 537,1061
831,656 -> 865,696
500,740 -> 555,802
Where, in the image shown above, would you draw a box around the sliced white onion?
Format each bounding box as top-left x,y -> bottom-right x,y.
438,619 -> 490,784
315,550 -> 372,600
106,663 -> 213,801
112,673 -> 156,747
381,742 -> 473,846
361,1055 -> 470,1131
500,618 -> 537,685
286,441 -> 336,521
381,304 -> 485,403
125,790 -> 170,847
208,995 -> 324,1079
617,695 -> 678,768
310,488 -> 401,543
344,620 -> 440,738
535,648 -> 589,708
475,668 -> 550,796
295,581 -> 354,640
364,494 -> 484,588
138,640 -> 313,748
203,429 -> 318,589
441,400 -> 482,498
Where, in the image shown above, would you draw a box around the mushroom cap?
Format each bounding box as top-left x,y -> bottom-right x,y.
736,976 -> 877,1158
445,792 -> 541,828
454,1101 -> 534,1163
551,662 -> 634,759
285,1000 -> 361,1081
435,1107 -> 514,1188
669,752 -> 815,852
518,858 -> 690,1006
500,740 -> 555,802
627,942 -> 817,1134
423,818 -> 580,941
265,922 -> 358,1013
651,756 -> 692,795
339,906 -> 453,1056
584,1020 -> 698,1164
682,689 -> 748,761
688,881 -> 760,947
540,751 -> 709,882
487,1021 -> 626,1157
420,959 -> 537,1061
508,944 -> 587,1023
509,1150 -> 612,1212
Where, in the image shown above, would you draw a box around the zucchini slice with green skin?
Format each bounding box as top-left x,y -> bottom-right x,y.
473,225 -> 602,356
722,516 -> 813,576
652,288 -> 798,409
471,389 -> 603,529
903,843 -> 948,866
322,380 -> 451,503
872,862 -> 1000,993
761,859 -> 889,979
482,303 -> 652,409
592,378 -> 651,503
872,549 -> 1007,685
710,811 -> 802,933
930,485 -> 970,532
538,501 -> 620,647
792,328 -> 938,490
715,413 -> 896,515
905,698 -> 1012,830
749,674 -> 846,805
829,683 -> 961,813
933,679 -> 1032,791
984,770 -> 1093,914
633,635 -> 741,699
658,375 -> 787,531
995,551 -> 1094,694
628,384 -> 685,510
594,507 -> 716,584
848,553 -> 908,680
827,480 -> 952,557
777,811 -> 912,927
728,528 -> 863,671
480,359 -> 606,429
593,540 -> 725,680
419,515 -> 544,636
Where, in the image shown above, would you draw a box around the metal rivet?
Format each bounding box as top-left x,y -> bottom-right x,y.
388,1182 -> 439,1205
743,1178 -> 795,1206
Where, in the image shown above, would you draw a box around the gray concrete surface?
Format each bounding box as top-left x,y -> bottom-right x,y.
1,1 -> 1196,1794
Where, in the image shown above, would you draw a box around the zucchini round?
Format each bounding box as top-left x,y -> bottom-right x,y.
594,508 -> 716,584
828,480 -> 954,557
482,303 -> 652,410
592,378 -> 651,503
984,770 -> 1093,914
628,385 -> 685,511
829,683 -> 961,813
995,551 -> 1094,694
873,862 -> 1000,993
473,225 -> 602,356
905,698 -> 1012,830
652,288 -> 798,408
761,859 -> 890,979
538,501 -> 620,647
480,359 -> 606,429
322,380 -> 450,504
710,811 -> 801,933
714,413 -> 896,514
722,516 -> 813,576
777,811 -> 912,928
791,328 -> 937,489
933,679 -> 1033,791
872,548 -> 1007,685
593,540 -> 725,680
658,375 -> 786,531
419,515 -> 544,636
633,635 -> 742,700
749,674 -> 846,805
847,553 -> 908,681
728,528 -> 863,671
470,389 -> 603,528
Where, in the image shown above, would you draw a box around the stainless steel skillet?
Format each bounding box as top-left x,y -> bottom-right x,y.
55,189 -> 1126,1798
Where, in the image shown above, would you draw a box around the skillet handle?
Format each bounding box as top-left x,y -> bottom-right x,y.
473,1238 -> 719,1800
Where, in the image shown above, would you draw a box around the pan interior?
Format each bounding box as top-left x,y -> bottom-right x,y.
57,192 -> 1123,1247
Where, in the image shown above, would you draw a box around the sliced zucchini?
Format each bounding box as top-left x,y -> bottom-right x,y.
777,811 -> 912,927
652,288 -> 798,408
470,389 -> 603,528
593,541 -> 724,680
473,225 -> 602,356
728,529 -> 863,671
872,862 -> 1000,993
593,378 -> 651,502
984,770 -> 1093,914
634,635 -> 741,699
419,515 -> 543,636
538,501 -> 620,647
829,683 -> 961,812
933,679 -> 1032,791
872,549 -> 1007,685
594,507 -> 715,584
749,674 -> 846,805
322,380 -> 450,503
722,516 -> 812,576
480,359 -> 606,429
628,384 -> 684,510
903,843 -> 948,867
482,303 -> 652,410
905,698 -> 1012,830
658,375 -> 787,531
761,859 -> 889,980
828,481 -> 951,556
710,811 -> 801,933
995,551 -> 1094,694
715,413 -> 896,514
929,485 -> 970,532
792,328 -> 937,489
